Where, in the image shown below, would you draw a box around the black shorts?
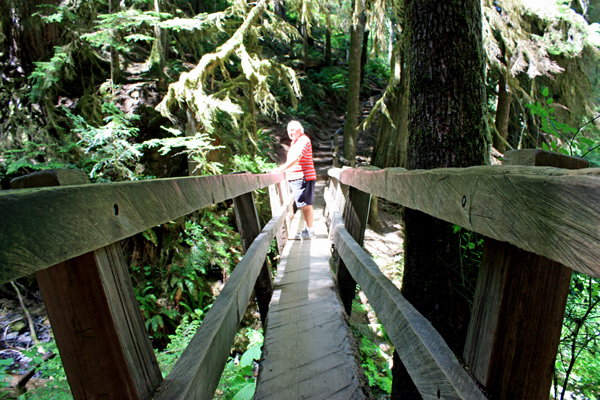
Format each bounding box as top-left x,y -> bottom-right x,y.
288,178 -> 315,207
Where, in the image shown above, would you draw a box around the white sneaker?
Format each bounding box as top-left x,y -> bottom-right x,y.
295,229 -> 316,240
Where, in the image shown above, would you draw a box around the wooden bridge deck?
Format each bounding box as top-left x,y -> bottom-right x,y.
255,181 -> 367,400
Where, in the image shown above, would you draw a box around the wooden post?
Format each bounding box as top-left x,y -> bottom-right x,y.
10,169 -> 162,400
268,182 -> 288,254
233,191 -> 274,327
336,186 -> 371,314
464,149 -> 588,400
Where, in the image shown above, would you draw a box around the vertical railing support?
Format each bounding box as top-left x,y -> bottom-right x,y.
464,149 -> 588,400
11,169 -> 162,400
336,186 -> 371,314
268,181 -> 291,254
233,191 -> 274,327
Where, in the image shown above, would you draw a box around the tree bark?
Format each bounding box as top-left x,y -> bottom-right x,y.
395,0 -> 490,399
343,2 -> 365,168
325,12 -> 332,67
109,0 -> 122,85
148,0 -> 167,79
494,73 -> 511,153
372,40 -> 409,169
3,0 -> 61,74
274,0 -> 286,21
360,29 -> 369,87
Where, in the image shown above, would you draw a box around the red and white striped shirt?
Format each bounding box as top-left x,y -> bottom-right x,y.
287,134 -> 316,181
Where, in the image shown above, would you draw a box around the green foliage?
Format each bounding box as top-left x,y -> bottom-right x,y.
451,225 -> 484,309
359,337 -> 392,394
554,272 -> 600,400
143,127 -> 224,176
28,46 -> 73,102
16,341 -> 73,400
156,309 -> 206,376
350,299 -> 393,396
526,88 -> 600,166
215,328 -> 263,400
66,102 -> 143,181
82,10 -> 169,51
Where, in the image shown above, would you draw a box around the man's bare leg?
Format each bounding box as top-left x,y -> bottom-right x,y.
301,205 -> 313,228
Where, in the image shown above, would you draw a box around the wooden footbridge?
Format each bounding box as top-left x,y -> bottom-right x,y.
1,149 -> 599,399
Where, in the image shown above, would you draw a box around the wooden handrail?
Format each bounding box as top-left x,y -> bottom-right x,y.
153,193 -> 294,400
329,165 -> 600,278
0,172 -> 284,283
324,188 -> 486,400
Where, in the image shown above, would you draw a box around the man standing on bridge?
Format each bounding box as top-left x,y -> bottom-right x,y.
274,120 -> 317,239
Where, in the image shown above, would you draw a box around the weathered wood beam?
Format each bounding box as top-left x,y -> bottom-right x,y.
153,193 -> 293,400
12,170 -> 162,400
464,149 -> 587,400
329,165 -> 600,278
337,186 -> 371,314
324,195 -> 486,400
233,191 -> 274,327
0,172 -> 284,283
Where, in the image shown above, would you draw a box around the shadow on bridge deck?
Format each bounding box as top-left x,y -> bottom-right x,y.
255,181 -> 369,400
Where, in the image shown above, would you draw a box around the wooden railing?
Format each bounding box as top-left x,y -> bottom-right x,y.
0,169 -> 294,400
2,149 -> 598,400
324,149 -> 599,400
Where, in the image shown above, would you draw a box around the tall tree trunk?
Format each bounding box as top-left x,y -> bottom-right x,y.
325,12 -> 332,67
360,30 -> 369,87
191,0 -> 203,14
148,0 -> 167,79
274,0 -> 286,20
372,40 -> 409,169
494,73 -> 511,153
393,1 -> 490,399
109,0 -> 122,85
249,78 -> 258,157
343,2 -> 365,168
3,0 -> 61,74
302,23 -> 308,70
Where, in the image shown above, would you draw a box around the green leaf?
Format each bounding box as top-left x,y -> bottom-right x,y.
542,86 -> 549,97
547,97 -> 554,105
542,142 -> 550,151
232,383 -> 256,400
240,345 -> 262,367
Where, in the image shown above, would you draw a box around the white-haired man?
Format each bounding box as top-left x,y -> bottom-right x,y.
274,120 -> 317,239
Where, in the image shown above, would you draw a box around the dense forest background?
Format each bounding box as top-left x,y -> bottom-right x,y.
0,0 -> 599,399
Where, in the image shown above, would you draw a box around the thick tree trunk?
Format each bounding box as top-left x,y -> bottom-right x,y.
372,41 -> 409,169
360,30 -> 369,87
148,0 -> 167,78
3,0 -> 61,74
343,3 -> 364,168
325,12 -> 332,67
274,0 -> 286,20
302,24 -> 308,71
494,73 -> 511,153
395,1 -> 490,399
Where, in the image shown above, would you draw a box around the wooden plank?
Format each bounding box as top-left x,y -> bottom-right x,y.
0,172 -> 285,283
330,165 -> 600,278
233,191 -> 274,327
153,194 -> 293,400
337,186 -> 371,314
464,150 -> 586,400
256,183 -> 367,399
13,170 -> 161,400
464,239 -> 570,399
503,148 -> 589,169
268,184 -> 287,254
327,207 -> 486,400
